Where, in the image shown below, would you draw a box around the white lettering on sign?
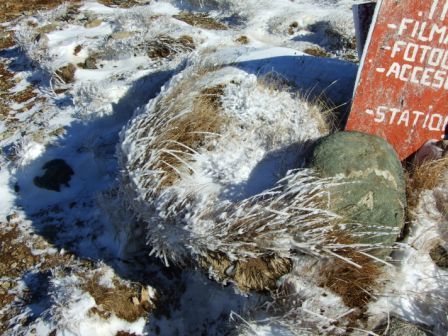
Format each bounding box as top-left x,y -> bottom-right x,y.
364,105 -> 448,136
378,0 -> 448,93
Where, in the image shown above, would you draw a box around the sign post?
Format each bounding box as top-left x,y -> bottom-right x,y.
347,0 -> 448,160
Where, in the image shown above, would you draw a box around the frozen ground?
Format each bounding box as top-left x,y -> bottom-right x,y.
0,1 -> 447,335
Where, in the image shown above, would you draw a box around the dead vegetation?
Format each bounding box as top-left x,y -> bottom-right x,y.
74,44 -> 82,56
288,21 -> 299,35
235,35 -> 249,45
0,30 -> 14,50
98,0 -> 141,8
11,86 -> 37,104
0,0 -> 78,23
0,63 -> 14,92
200,252 -> 292,292
318,249 -> 381,308
147,35 -> 195,59
56,63 -> 76,84
0,225 -> 39,280
82,274 -> 153,322
0,224 -> 41,333
174,12 -> 228,30
304,47 -> 331,58
149,84 -> 226,188
406,157 -> 448,217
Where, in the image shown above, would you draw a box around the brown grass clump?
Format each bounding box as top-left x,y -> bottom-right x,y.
0,224 -> 40,334
73,45 -> 82,56
288,21 -> 299,35
304,47 -> 331,58
55,63 -> 76,84
11,86 -> 37,104
0,64 -> 14,92
318,234 -> 381,308
82,275 -> 152,322
98,0 -> 140,8
235,35 -> 249,45
174,12 -> 228,30
0,225 -> 40,280
406,157 -> 448,218
153,84 -> 226,188
0,30 -> 14,50
200,252 -> 292,292
147,35 -> 195,59
0,0 -> 75,23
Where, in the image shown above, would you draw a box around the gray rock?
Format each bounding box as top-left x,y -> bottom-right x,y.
307,131 -> 406,252
83,56 -> 98,70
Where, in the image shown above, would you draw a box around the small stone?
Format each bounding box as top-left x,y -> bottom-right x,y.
37,23 -> 59,34
83,56 -> 98,70
110,31 -> 135,40
429,244 -> 448,268
6,212 -> 18,222
10,263 -> 17,269
85,19 -> 102,28
1,282 -> 11,289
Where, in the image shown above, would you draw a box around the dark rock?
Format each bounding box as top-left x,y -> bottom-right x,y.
82,55 -> 98,69
33,159 -> 74,192
429,244 -> 448,268
307,131 -> 406,253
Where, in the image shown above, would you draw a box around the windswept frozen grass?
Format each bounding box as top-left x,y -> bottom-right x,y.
117,63 -> 390,301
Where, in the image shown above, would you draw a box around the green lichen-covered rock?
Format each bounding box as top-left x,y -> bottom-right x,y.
307,131 -> 406,252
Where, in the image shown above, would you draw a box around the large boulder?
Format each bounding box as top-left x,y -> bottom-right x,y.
307,131 -> 406,253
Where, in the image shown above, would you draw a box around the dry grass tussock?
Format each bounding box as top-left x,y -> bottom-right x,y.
98,0 -> 140,8
200,252 -> 292,292
406,157 -> 448,217
0,0 -> 79,23
174,12 -> 228,30
318,249 -> 381,308
201,170 -> 344,259
147,35 -> 195,59
120,67 -> 382,294
131,80 -> 226,190
82,274 -> 152,322
304,47 -> 331,58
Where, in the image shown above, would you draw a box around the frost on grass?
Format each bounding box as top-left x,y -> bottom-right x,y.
117,64 -> 380,293
13,264 -> 152,336
366,165 -> 448,334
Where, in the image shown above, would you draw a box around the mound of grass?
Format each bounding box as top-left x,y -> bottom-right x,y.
147,35 -> 195,59
174,12 -> 228,30
82,275 -> 152,322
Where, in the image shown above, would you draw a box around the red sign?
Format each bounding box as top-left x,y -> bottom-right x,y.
347,0 -> 448,160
